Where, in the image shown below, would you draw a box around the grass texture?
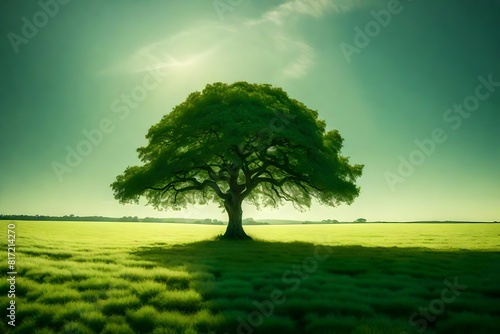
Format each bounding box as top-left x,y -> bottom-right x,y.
0,221 -> 499,333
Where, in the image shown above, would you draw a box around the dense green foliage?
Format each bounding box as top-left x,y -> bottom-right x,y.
111,82 -> 363,238
1,221 -> 499,333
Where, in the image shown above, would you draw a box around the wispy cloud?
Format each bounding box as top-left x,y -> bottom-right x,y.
277,36 -> 315,78
243,0 -> 346,78
98,27 -> 231,76
250,0 -> 332,25
247,0 -> 370,26
101,0 -> 376,80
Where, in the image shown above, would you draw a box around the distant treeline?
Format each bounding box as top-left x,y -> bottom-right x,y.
303,219 -> 367,224
0,215 -> 269,225
0,214 -> 146,222
0,215 -> 495,224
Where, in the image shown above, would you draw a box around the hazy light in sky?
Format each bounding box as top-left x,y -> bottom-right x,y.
0,0 -> 498,222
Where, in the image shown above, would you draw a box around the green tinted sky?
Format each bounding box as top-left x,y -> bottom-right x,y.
1,0 -> 499,222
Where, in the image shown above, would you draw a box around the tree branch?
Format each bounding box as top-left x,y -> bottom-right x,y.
193,164 -> 228,182
144,177 -> 226,202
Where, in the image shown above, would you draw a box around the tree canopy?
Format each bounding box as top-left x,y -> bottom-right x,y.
111,81 -> 363,239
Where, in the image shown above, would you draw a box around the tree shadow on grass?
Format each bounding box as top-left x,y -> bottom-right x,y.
132,239 -> 500,334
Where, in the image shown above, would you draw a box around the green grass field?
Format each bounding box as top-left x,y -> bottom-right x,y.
1,221 -> 499,333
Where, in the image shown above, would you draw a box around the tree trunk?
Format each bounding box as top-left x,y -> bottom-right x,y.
222,196 -> 251,240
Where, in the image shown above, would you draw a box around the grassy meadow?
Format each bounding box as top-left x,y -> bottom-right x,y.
1,221 -> 499,333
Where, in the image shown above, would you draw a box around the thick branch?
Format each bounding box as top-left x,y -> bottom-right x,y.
145,177 -> 226,202
193,164 -> 229,182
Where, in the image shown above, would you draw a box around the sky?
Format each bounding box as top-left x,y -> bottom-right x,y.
0,0 -> 499,222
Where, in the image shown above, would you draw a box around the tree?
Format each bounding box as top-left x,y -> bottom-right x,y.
111,82 -> 363,239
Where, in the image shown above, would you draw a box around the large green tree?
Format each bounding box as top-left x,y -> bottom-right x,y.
111,82 -> 363,239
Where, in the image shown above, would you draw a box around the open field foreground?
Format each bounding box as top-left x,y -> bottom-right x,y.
1,221 -> 499,333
